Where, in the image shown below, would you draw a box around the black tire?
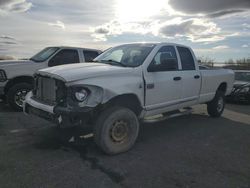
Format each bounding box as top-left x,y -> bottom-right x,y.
207,91 -> 225,117
7,82 -> 32,111
94,106 -> 139,155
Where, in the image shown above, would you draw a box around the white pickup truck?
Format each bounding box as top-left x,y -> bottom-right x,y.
24,43 -> 234,154
0,46 -> 101,110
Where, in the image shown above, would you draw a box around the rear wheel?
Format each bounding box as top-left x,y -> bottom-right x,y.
7,83 -> 32,111
94,106 -> 139,155
207,91 -> 225,117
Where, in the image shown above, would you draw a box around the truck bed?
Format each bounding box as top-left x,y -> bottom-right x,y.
199,69 -> 234,103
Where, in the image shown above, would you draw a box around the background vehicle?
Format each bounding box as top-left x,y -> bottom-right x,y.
199,65 -> 210,70
24,43 -> 234,154
227,70 -> 250,103
0,46 -> 102,110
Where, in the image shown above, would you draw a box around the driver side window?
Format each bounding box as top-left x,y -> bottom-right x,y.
148,46 -> 178,72
48,49 -> 80,67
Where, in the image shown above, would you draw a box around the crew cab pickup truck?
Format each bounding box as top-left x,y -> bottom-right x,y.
0,46 -> 102,110
24,43 -> 234,154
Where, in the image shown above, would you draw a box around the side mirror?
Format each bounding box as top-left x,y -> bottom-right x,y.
48,59 -> 55,67
48,56 -> 61,67
147,64 -> 157,72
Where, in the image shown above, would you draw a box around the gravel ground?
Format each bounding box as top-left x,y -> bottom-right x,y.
0,102 -> 250,188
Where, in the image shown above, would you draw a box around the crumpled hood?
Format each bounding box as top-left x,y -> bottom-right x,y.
0,60 -> 34,68
37,63 -> 136,82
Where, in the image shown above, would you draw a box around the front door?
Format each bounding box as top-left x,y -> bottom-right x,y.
144,46 -> 182,114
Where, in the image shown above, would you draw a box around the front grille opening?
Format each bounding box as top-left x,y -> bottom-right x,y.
33,75 -> 66,106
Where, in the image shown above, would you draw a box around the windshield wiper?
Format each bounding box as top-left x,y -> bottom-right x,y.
101,59 -> 127,67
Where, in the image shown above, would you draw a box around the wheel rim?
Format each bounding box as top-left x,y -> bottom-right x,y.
14,89 -> 29,108
217,97 -> 224,112
110,120 -> 129,143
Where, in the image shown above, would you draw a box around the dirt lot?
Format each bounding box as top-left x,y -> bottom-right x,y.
0,102 -> 250,188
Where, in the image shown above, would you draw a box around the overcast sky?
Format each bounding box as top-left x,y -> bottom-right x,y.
0,0 -> 249,61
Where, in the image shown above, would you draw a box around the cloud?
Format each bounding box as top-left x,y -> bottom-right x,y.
48,20 -> 65,30
212,45 -> 229,50
0,34 -> 18,45
0,0 -> 249,61
242,44 -> 249,48
157,18 -> 226,42
0,35 -> 16,40
0,0 -> 32,14
92,18 -> 239,43
29,0 -> 115,25
91,20 -> 153,41
95,27 -> 110,34
0,41 -> 18,45
168,0 -> 250,17
242,23 -> 250,29
207,10 -> 246,18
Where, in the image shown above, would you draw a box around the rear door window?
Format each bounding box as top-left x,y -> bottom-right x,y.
177,47 -> 195,70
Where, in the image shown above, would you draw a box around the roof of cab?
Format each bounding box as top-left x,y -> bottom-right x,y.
49,46 -> 102,52
116,42 -> 191,48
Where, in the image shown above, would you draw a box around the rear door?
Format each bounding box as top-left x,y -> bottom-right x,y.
176,46 -> 201,106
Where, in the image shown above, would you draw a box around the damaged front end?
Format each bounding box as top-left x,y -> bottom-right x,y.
24,74 -> 103,128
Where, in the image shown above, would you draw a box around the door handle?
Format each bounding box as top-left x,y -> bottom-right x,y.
173,76 -> 181,81
194,75 -> 200,79
146,83 -> 154,89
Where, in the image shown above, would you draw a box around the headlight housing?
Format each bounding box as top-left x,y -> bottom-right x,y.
0,69 -> 7,82
239,87 -> 250,93
74,88 -> 89,102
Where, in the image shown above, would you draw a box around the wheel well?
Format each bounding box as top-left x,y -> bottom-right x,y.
4,76 -> 34,94
104,94 -> 143,116
217,82 -> 227,94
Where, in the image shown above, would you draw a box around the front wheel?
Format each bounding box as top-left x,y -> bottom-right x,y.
94,106 -> 139,155
7,83 -> 32,111
207,91 -> 225,117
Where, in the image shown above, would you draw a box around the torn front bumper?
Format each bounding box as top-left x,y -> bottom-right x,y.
24,92 -> 94,128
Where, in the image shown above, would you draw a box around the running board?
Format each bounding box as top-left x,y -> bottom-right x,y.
142,107 -> 193,123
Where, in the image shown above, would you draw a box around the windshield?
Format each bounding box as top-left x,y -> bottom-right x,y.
235,72 -> 250,82
94,44 -> 155,67
30,47 -> 59,62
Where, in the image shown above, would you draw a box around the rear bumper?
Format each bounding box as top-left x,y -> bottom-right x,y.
24,92 -> 94,127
